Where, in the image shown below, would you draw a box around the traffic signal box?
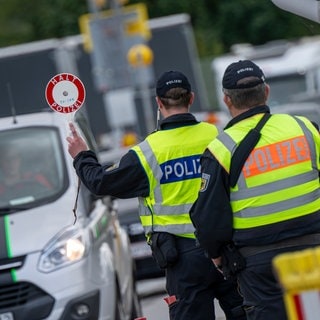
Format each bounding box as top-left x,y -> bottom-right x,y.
273,246 -> 320,320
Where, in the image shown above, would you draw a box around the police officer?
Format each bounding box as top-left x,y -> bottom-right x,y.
67,70 -> 246,320
190,60 -> 320,320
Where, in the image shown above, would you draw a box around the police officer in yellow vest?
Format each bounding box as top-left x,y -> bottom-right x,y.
190,60 -> 320,320
67,70 -> 246,320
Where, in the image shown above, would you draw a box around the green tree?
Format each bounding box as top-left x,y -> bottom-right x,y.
0,0 -> 319,57
214,0 -> 320,53
0,0 -> 87,46
142,0 -> 320,56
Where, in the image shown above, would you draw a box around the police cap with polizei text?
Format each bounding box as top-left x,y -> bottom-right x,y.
156,70 -> 191,97
222,60 -> 266,90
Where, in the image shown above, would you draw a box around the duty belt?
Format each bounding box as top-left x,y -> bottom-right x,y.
239,233 -> 320,258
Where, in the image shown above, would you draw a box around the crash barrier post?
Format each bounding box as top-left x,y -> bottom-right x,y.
273,246 -> 320,320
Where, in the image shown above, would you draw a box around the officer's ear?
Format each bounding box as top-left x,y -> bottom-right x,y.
155,96 -> 162,109
223,93 -> 232,108
188,92 -> 195,107
265,84 -> 270,101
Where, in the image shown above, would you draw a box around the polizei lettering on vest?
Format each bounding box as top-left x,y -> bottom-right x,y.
160,155 -> 201,184
243,136 -> 311,178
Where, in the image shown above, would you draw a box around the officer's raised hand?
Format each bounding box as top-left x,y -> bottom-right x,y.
66,122 -> 89,159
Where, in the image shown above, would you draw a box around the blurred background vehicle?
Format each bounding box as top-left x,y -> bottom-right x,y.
271,102 -> 320,128
211,35 -> 320,128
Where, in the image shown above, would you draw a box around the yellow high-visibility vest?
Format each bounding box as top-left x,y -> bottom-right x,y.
208,113 -> 320,230
132,122 -> 218,238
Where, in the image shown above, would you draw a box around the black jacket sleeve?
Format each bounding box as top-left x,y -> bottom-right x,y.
73,149 -> 149,198
190,149 -> 234,258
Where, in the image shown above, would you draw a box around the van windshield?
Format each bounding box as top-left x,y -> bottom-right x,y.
0,126 -> 68,210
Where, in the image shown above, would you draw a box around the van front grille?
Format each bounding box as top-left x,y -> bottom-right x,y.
0,282 -> 55,320
0,282 -> 45,309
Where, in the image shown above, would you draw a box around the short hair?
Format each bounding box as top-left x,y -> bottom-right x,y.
223,80 -> 267,110
159,87 -> 192,109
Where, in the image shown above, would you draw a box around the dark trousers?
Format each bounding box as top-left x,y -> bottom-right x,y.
165,237 -> 246,320
238,245 -> 317,320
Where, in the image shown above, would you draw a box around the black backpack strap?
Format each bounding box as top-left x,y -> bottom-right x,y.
230,113 -> 271,188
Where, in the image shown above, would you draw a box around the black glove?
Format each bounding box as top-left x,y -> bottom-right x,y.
221,243 -> 246,280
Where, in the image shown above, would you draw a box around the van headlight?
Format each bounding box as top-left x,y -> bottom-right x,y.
38,226 -> 90,273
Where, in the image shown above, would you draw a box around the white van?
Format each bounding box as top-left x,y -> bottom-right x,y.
0,110 -> 141,320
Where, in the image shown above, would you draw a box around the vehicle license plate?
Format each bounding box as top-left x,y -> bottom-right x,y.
130,241 -> 152,259
0,312 -> 14,320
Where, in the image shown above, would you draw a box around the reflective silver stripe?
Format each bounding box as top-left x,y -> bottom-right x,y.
231,171 -> 318,201
138,203 -> 150,216
218,124 -> 253,188
139,141 -> 163,202
237,174 -> 247,189
217,132 -> 249,187
143,223 -> 195,235
139,140 -> 195,215
294,117 -> 317,168
234,188 -> 320,218
138,198 -> 192,217
216,132 -> 237,154
153,203 -> 193,215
